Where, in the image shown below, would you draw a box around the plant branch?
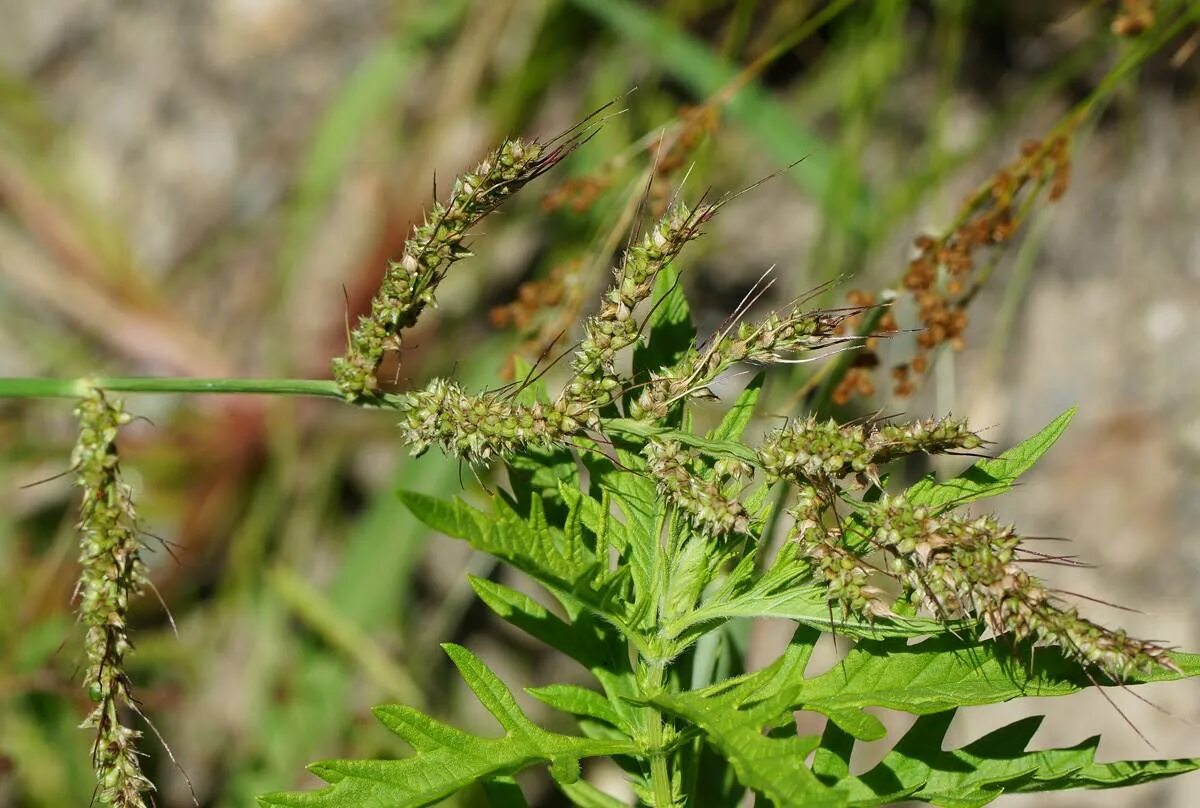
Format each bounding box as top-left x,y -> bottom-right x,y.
0,377 -> 345,399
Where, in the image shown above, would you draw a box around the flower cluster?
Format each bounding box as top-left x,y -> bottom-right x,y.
765,417 -> 1177,680
629,306 -> 852,422
805,530 -> 891,621
72,390 -> 152,808
869,416 -> 984,463
758,414 -> 983,483
395,378 -> 580,465
563,202 -> 716,413
828,125 -> 1077,404
829,289 -> 898,405
892,132 -> 1073,396
644,439 -> 750,537
345,134 -> 1173,683
1113,0 -> 1155,36
332,137 -> 573,402
856,496 -> 1177,679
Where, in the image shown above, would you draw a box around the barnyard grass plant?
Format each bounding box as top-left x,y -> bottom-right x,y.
257,135 -> 1199,806
6,53 -> 1200,804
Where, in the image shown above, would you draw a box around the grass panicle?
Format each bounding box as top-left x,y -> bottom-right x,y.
564,201 -> 717,415
72,390 -> 153,808
332,137 -> 575,401
644,438 -> 750,537
368,165 -> 1174,685
861,496 -> 1178,679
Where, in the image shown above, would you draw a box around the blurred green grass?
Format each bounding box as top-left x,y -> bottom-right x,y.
0,1 -> 1195,805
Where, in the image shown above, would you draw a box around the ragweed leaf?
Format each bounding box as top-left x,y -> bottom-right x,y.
647,629 -> 848,803
468,574 -> 643,734
833,711 -> 1200,807
588,450 -> 665,630
557,778 -> 629,808
798,636 -> 1200,719
257,646 -> 635,808
481,776 -> 529,808
398,489 -> 612,618
668,582 -> 953,643
706,373 -> 764,444
906,407 -> 1075,512
468,576 -> 608,670
527,684 -> 627,731
656,632 -> 1200,806
653,688 -> 838,807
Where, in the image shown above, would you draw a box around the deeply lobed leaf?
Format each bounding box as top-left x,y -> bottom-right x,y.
257,645 -> 635,808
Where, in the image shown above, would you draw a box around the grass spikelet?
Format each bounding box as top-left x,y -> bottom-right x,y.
72,389 -> 153,808
564,201 -> 717,413
332,137 -> 573,402
644,438 -> 749,537
630,302 -> 852,421
394,377 -> 579,465
857,495 -> 1177,679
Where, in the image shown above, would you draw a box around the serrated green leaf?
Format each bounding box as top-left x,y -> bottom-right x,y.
508,444 -> 581,514
662,524 -> 718,626
908,715 -> 1052,807
398,489 -> 614,623
706,373 -> 764,444
577,487 -> 630,557
557,778 -> 628,808
812,720 -> 854,786
667,581 -> 953,643
481,776 -> 529,808
832,711 -> 951,805
816,707 -> 886,743
527,684 -> 626,730
258,646 -> 636,808
652,629 -> 848,805
465,575 -> 643,733
657,626 -> 1200,806
591,451 -> 664,630
653,691 -> 840,806
798,635 -> 1200,719
1003,750 -> 1200,795
443,643 -> 539,735
371,704 -> 475,754
906,408 -> 1075,512
469,577 -> 607,670
834,710 -> 1200,807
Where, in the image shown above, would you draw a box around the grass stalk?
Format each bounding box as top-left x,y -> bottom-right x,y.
0,377 -> 344,399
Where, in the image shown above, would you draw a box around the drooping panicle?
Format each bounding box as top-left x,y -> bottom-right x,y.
395,378 -> 581,465
333,138 -> 570,401
73,390 -> 153,808
759,414 -> 984,483
644,438 -> 750,537
863,495 -> 1176,679
630,305 -> 850,421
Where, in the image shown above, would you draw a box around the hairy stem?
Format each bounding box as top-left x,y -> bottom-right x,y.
641,659 -> 675,808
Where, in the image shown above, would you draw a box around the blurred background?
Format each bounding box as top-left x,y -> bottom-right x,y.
0,1 -> 1197,806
